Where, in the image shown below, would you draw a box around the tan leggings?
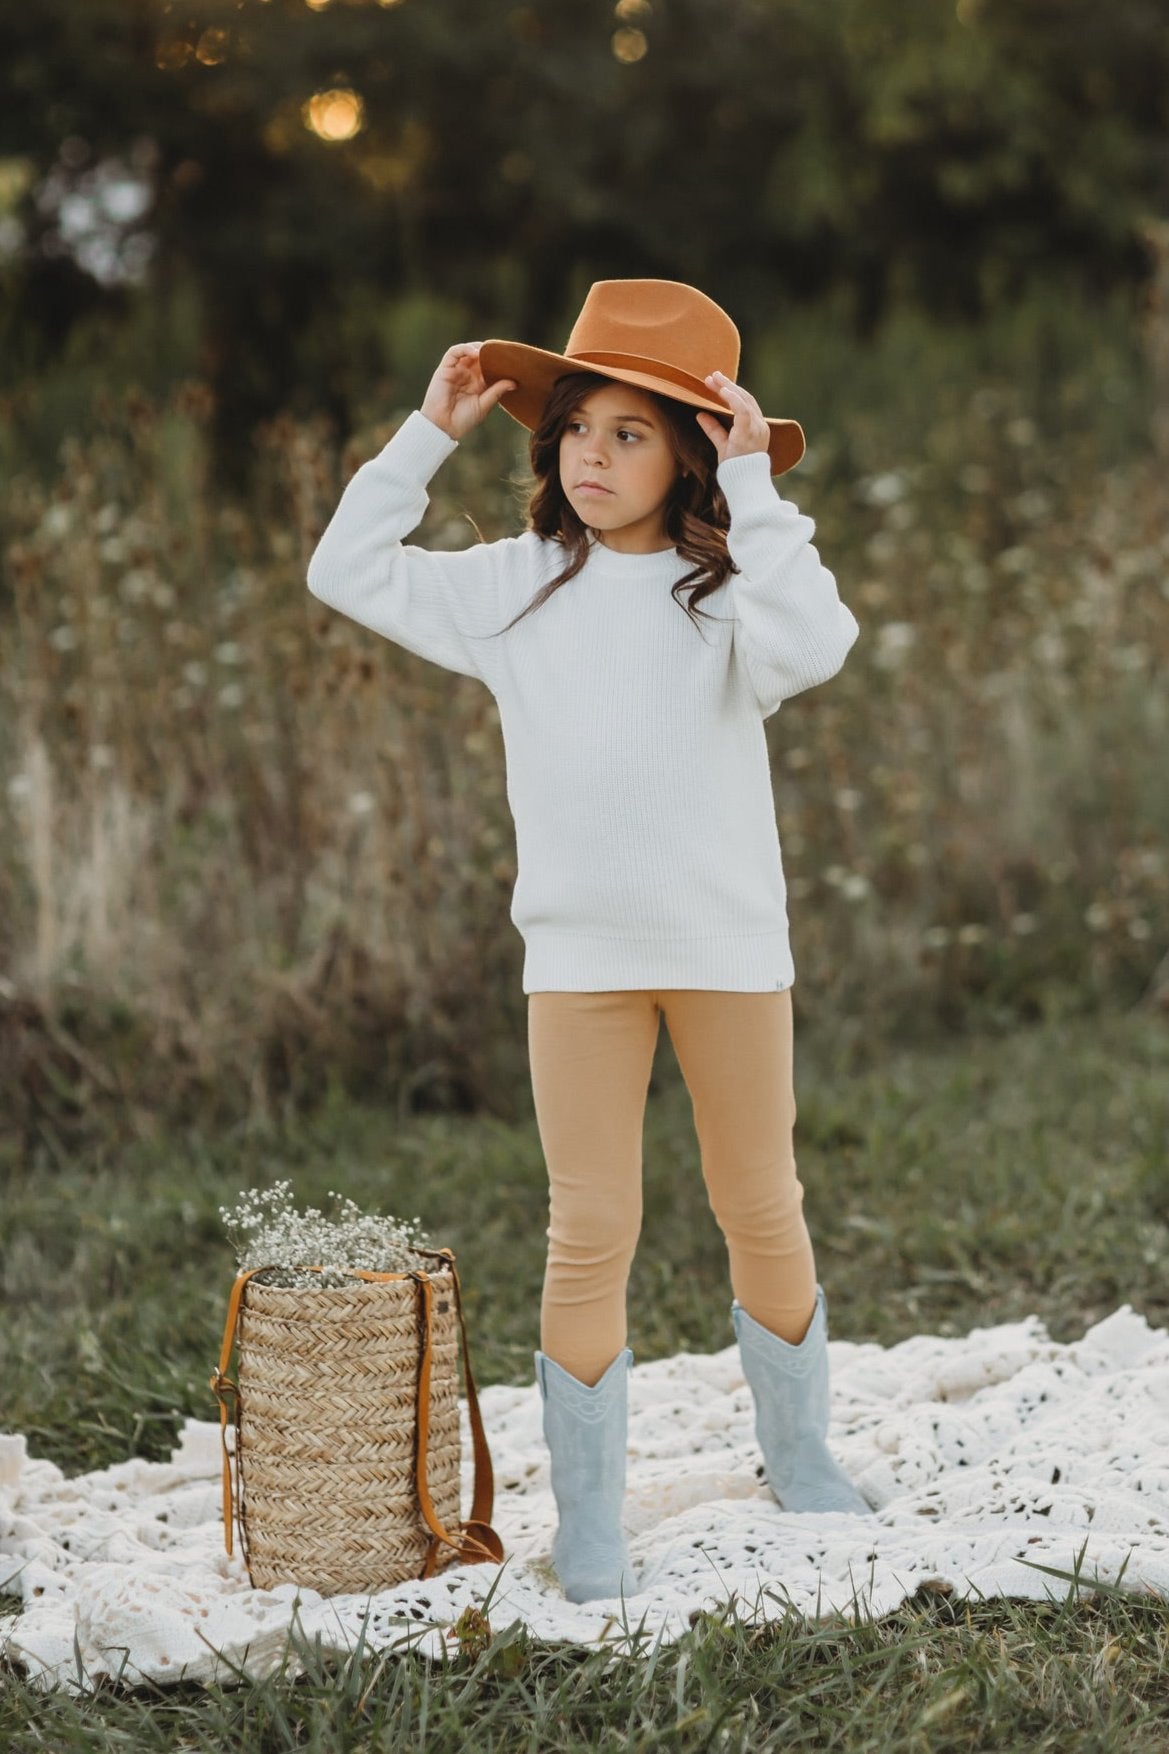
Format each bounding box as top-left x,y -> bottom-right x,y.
527,987 -> 817,1386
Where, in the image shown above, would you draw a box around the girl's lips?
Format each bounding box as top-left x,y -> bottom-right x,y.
577,483 -> 613,496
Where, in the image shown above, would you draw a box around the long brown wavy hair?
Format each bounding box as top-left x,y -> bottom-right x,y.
482,371 -> 738,641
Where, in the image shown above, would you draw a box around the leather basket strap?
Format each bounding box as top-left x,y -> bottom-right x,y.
209,1265 -> 262,1560
411,1251 -> 504,1575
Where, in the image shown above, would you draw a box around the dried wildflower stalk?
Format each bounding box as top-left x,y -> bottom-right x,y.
219,1179 -> 433,1288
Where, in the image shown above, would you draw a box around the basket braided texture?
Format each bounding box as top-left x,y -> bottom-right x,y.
235,1269 -> 462,1594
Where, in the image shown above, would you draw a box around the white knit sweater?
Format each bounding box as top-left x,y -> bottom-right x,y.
306,410 -> 860,993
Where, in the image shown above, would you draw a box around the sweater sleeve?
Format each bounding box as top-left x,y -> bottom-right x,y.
717,450 -> 860,719
306,410 -> 503,686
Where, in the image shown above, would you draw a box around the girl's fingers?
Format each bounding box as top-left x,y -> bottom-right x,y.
480,377 -> 516,410
694,410 -> 728,453
448,354 -> 487,393
699,374 -> 769,459
705,371 -> 763,415
443,342 -> 483,381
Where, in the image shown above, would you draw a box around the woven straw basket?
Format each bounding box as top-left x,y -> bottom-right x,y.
211,1246 -> 503,1595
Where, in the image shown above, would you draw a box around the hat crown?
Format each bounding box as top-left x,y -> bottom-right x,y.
564,279 -> 741,385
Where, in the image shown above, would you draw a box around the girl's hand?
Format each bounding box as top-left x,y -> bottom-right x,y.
420,343 -> 516,441
694,371 -> 771,464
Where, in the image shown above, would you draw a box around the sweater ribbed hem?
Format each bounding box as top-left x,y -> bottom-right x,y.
520,929 -> 795,994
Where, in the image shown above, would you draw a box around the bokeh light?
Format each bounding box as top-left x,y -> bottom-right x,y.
303,88 -> 365,142
612,26 -> 648,63
194,28 -> 229,66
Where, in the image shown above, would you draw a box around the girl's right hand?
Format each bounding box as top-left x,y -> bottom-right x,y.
420,343 -> 516,441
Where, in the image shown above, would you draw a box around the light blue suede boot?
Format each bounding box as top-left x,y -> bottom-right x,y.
534,1346 -> 640,1603
732,1285 -> 873,1516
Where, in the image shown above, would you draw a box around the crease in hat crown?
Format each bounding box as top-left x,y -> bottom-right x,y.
478,278 -> 806,476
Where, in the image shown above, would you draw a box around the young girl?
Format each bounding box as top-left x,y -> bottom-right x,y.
307,278 -> 874,1608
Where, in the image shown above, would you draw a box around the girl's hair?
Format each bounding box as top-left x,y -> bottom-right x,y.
484,371 -> 737,640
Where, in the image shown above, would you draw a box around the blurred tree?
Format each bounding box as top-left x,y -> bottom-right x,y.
0,0 -> 1164,478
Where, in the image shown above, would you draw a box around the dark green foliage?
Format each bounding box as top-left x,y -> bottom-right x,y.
0,0 -> 1166,477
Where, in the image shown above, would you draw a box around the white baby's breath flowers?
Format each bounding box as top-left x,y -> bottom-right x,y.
219,1180 -> 433,1288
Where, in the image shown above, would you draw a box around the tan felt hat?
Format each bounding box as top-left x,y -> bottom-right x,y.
478,278 -> 805,476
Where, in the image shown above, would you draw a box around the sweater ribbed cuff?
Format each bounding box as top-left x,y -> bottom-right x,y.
717,449 -> 796,520
373,409 -> 459,485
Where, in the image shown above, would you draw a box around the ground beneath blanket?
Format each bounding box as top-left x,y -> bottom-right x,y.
4,1304 -> 1168,1691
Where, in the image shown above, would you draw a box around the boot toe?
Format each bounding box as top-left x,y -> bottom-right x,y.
554,1534 -> 639,1602
768,1442 -> 874,1515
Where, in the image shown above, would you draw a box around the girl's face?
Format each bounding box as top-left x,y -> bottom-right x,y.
558,382 -> 681,553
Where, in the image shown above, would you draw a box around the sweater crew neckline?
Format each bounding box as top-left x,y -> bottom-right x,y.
582,537 -> 685,578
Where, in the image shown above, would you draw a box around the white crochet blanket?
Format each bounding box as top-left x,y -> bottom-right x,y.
4,1304 -> 1169,1692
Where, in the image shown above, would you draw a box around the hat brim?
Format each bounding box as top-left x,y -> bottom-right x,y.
478,340 -> 806,476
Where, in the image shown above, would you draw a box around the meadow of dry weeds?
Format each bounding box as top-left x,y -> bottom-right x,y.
1,303 -> 1166,1161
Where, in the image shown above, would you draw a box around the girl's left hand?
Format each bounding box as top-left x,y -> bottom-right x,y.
694,371 -> 770,463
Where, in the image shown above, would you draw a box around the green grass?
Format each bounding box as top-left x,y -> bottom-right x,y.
3,1001 -> 1169,1746
2,1587 -> 1168,1752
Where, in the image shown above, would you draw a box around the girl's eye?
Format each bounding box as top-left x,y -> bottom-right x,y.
616,429 -> 639,443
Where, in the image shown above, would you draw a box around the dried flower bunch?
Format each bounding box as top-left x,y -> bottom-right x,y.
219,1180 -> 434,1288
